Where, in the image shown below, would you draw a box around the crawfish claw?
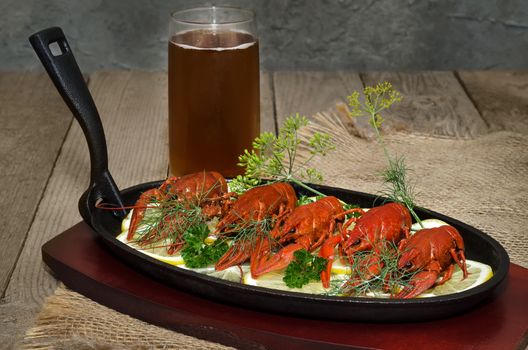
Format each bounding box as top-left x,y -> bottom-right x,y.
252,243 -> 304,278
319,235 -> 343,288
395,270 -> 438,299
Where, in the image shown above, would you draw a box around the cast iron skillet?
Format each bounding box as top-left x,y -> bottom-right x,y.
29,27 -> 509,322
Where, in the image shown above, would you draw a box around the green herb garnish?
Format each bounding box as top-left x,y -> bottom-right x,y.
221,215 -> 276,261
132,199 -> 205,252
283,249 -> 327,288
296,195 -> 314,206
380,156 -> 419,221
181,223 -> 229,268
347,82 -> 423,227
326,239 -> 422,297
231,114 -> 335,196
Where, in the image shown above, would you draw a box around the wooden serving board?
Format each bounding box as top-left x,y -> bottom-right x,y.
42,222 -> 528,350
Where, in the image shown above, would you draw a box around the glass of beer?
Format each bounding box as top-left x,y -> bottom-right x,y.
168,6 -> 260,177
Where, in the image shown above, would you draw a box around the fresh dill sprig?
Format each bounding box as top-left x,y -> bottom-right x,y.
347,82 -> 423,227
326,239 -> 422,297
231,114 -> 335,196
380,156 -> 419,220
220,214 -> 276,261
131,197 -> 207,253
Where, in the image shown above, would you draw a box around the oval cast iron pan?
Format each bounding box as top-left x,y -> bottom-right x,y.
29,27 -> 510,322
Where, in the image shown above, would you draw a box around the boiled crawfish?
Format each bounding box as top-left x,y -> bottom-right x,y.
251,196 -> 345,278
319,202 -> 412,288
395,225 -> 468,298
127,171 -> 229,241
214,182 -> 298,271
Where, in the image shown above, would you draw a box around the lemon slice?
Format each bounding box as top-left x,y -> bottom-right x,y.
411,218 -> 449,232
118,208 -> 218,267
121,210 -> 132,232
243,270 -> 326,294
243,270 -> 349,294
330,258 -> 352,275
204,235 -> 218,245
116,230 -> 130,243
116,230 -> 185,266
418,260 -> 493,297
204,265 -> 249,282
141,251 -> 185,266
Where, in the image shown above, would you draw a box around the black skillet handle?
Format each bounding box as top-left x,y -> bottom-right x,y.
29,27 -> 126,224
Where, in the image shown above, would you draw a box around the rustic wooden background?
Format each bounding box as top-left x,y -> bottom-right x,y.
0,70 -> 527,348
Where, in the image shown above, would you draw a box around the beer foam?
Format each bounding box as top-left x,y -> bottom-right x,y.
171,29 -> 257,51
175,41 -> 256,51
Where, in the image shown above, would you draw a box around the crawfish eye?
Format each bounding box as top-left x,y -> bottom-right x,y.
289,227 -> 296,233
405,262 -> 413,268
352,238 -> 361,246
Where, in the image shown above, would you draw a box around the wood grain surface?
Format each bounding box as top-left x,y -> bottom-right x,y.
0,72 -> 72,297
273,71 -> 363,127
457,70 -> 528,134
1,71 -> 169,349
1,69 -> 527,349
0,70 -> 277,348
260,72 -> 276,134
361,71 -> 488,138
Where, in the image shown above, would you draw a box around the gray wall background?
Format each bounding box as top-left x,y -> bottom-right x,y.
3,0 -> 527,72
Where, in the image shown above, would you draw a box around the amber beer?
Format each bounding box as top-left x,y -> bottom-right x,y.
168,8 -> 259,177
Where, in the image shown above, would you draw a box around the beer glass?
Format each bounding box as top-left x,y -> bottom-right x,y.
168,7 -> 260,177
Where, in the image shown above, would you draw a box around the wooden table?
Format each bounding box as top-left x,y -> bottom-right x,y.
1,70 -> 527,348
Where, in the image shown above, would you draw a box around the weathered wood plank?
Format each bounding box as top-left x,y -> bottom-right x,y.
3,71 -> 169,330
273,71 -> 364,129
0,72 -> 72,298
457,70 -> 528,134
0,301 -> 38,349
361,71 -> 488,138
260,71 -> 276,134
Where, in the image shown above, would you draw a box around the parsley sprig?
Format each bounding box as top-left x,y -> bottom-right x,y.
283,249 -> 327,288
181,223 -> 229,268
230,114 -> 335,196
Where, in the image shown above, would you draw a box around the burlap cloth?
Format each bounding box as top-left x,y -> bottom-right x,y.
22,110 -> 527,349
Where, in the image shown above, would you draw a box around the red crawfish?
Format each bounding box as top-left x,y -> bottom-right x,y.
395,225 -> 468,298
127,171 -> 229,241
319,202 -> 412,288
214,182 -> 298,271
250,196 -> 345,279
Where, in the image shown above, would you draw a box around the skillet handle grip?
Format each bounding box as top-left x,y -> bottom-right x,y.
29,27 -> 125,223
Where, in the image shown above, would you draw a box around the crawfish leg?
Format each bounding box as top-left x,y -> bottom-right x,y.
336,208 -> 365,221
206,191 -> 238,203
319,234 -> 342,288
128,208 -> 146,240
127,188 -> 162,240
345,254 -> 384,289
446,226 -> 468,278
215,240 -> 252,271
216,201 -> 269,271
338,208 -> 366,236
402,225 -> 411,239
310,220 -> 335,251
449,248 -> 468,279
249,202 -> 288,276
436,263 -> 455,286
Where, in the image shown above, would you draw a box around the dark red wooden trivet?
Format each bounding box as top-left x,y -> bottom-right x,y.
42,222 -> 528,350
